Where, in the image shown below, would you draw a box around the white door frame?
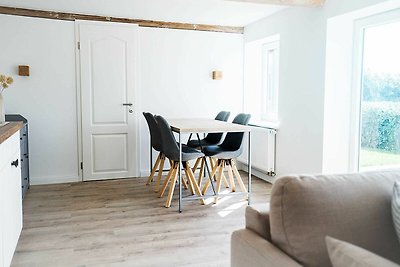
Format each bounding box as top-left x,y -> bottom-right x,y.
74,20 -> 141,181
349,9 -> 400,171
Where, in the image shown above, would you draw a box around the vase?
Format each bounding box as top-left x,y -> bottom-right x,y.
0,93 -> 5,125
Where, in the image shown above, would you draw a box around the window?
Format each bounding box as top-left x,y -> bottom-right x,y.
352,10 -> 400,171
244,35 -> 280,123
261,41 -> 279,122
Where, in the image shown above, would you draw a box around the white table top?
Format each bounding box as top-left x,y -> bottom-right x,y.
168,118 -> 251,133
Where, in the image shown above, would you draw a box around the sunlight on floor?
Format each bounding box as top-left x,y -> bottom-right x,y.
217,201 -> 247,218
201,189 -> 248,217
203,189 -> 233,206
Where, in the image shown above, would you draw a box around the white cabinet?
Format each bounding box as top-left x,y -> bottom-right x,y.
0,131 -> 22,267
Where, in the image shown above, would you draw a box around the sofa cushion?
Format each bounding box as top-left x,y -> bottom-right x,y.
270,170 -> 400,267
393,181 -> 400,243
245,204 -> 271,241
326,236 -> 400,267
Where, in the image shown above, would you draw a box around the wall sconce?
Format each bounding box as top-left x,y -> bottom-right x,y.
212,70 -> 223,80
18,65 -> 30,76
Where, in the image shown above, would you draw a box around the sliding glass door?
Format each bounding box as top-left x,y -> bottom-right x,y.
358,17 -> 400,170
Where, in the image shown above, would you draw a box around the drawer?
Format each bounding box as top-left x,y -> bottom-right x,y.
0,131 -> 20,170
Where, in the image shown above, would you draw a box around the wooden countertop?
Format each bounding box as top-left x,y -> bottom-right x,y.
0,122 -> 23,145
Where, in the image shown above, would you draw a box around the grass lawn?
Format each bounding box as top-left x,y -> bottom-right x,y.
360,148 -> 400,168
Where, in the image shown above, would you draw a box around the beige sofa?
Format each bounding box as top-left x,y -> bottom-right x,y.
231,170 -> 400,267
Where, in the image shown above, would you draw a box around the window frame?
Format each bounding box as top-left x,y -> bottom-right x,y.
261,40 -> 280,122
350,9 -> 400,171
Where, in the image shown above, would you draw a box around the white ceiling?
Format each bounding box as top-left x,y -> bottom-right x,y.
0,0 -> 286,26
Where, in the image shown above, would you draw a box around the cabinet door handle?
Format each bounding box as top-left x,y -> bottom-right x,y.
11,159 -> 19,168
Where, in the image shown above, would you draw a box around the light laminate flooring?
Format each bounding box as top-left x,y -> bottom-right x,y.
11,175 -> 272,267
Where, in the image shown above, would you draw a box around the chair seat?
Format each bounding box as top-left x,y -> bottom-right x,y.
168,145 -> 204,162
187,138 -> 217,148
203,145 -> 242,159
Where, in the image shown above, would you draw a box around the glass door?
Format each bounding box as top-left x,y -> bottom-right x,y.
358,19 -> 400,170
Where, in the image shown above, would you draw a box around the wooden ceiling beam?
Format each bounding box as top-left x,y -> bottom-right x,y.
226,0 -> 325,7
0,6 -> 244,34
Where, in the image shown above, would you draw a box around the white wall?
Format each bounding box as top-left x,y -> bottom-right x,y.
245,7 -> 326,176
244,0 -> 394,176
0,14 -> 244,184
0,15 -> 79,184
138,27 -> 244,175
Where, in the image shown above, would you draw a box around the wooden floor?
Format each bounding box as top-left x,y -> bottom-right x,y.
11,174 -> 272,267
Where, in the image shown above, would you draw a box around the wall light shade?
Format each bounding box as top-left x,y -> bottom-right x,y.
212,70 -> 223,80
18,65 -> 30,76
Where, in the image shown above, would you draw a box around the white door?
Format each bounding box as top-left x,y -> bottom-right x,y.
77,21 -> 138,181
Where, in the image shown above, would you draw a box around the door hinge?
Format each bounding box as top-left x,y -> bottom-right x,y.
77,42 -> 80,50
80,162 -> 83,170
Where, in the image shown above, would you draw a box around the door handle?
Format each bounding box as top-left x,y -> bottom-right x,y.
122,103 -> 133,106
11,159 -> 19,168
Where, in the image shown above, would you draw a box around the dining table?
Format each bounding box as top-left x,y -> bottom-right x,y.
165,118 -> 252,212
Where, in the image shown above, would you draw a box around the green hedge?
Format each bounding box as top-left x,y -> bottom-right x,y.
361,102 -> 400,153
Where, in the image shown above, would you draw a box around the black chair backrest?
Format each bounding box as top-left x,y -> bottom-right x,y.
204,111 -> 231,144
220,113 -> 251,151
143,112 -> 162,152
154,115 -> 180,160
215,111 -> 230,122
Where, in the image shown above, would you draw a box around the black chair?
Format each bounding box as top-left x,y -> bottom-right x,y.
155,115 -> 206,208
201,113 -> 251,201
187,111 -> 230,186
187,111 -> 230,148
143,112 -> 168,193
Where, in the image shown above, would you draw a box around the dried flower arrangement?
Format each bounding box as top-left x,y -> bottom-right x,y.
0,74 -> 14,93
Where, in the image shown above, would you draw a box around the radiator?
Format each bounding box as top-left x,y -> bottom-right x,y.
237,125 -> 277,179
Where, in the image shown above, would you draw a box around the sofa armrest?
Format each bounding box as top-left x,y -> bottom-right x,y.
231,229 -> 302,267
246,204 -> 271,241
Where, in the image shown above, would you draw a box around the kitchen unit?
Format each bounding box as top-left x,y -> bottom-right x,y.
0,122 -> 23,267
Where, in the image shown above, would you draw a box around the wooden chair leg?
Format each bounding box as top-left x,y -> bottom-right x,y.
146,153 -> 161,185
165,167 -> 179,208
159,163 -> 177,198
211,158 -> 218,181
214,161 -> 224,204
181,171 -> 189,190
231,160 -> 247,193
184,165 -> 195,195
186,164 -> 205,205
173,163 -> 188,190
226,163 -> 236,192
201,161 -> 219,195
222,173 -> 230,188
154,155 -> 165,192
197,158 -> 205,186
210,157 -> 228,188
192,158 -> 201,173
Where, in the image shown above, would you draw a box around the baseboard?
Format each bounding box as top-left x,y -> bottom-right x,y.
140,170 -> 150,177
30,174 -> 81,185
236,162 -> 275,184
